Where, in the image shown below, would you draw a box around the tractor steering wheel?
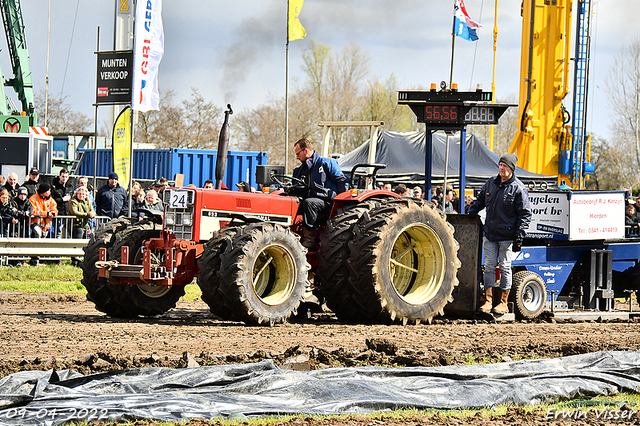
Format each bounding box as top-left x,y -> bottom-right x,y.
270,174 -> 307,192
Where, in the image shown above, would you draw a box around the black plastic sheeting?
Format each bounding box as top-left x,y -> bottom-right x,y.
1,351 -> 639,425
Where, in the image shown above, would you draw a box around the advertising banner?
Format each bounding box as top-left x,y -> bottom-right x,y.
112,106 -> 131,189
96,50 -> 133,105
527,191 -> 570,239
132,0 -> 164,112
526,191 -> 626,241
568,192 -> 625,240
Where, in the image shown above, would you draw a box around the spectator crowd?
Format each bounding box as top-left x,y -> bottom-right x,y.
383,181 -> 468,214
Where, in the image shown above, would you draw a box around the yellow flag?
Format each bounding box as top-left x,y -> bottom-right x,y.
288,0 -> 306,41
112,106 -> 132,189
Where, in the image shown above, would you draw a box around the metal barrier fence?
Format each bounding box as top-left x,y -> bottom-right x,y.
0,215 -> 113,265
0,215 -> 112,239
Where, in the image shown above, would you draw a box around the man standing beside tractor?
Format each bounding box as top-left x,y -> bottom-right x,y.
467,153 -> 532,315
290,138 -> 348,249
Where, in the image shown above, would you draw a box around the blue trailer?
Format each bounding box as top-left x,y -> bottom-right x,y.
447,189 -> 637,321
75,148 -> 268,190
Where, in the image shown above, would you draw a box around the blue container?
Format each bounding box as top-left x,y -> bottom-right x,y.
76,148 -> 268,189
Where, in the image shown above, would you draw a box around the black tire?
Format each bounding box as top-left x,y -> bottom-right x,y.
509,270 -> 547,319
348,198 -> 460,324
197,225 -> 241,320
106,220 -> 186,317
81,217 -> 135,317
218,223 -> 310,325
317,200 -> 379,323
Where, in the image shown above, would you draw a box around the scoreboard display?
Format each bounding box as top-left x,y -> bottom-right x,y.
398,90 -> 512,126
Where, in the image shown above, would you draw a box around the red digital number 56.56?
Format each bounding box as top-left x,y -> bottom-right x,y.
425,105 -> 458,121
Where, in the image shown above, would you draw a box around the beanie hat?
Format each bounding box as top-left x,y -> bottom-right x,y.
499,153 -> 518,172
108,172 -> 118,180
37,183 -> 51,194
17,187 -> 28,196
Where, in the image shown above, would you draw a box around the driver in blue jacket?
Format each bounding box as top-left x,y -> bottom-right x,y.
290,138 -> 348,249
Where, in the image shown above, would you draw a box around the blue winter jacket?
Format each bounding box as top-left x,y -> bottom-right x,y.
96,183 -> 130,218
467,174 -> 532,242
292,151 -> 348,201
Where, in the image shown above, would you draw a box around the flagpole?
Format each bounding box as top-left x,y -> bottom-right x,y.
449,0 -> 457,89
284,1 -> 290,174
128,0 -> 137,218
489,0 -> 498,152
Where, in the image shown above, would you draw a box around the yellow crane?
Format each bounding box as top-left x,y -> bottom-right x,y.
507,0 -> 593,188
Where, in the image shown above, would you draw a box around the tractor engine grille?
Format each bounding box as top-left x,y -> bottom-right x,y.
163,189 -> 195,240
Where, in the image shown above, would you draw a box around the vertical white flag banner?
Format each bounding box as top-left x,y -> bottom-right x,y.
132,0 -> 164,112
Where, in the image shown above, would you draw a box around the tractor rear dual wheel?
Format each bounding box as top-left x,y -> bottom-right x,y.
348,198 -> 460,324
316,200 -> 379,323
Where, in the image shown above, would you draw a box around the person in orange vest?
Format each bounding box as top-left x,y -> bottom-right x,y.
29,183 -> 58,237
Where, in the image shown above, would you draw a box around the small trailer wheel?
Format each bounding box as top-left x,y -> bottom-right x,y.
510,270 -> 547,319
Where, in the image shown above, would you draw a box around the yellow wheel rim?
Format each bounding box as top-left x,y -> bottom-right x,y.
388,223 -> 446,305
136,245 -> 171,298
252,244 -> 297,306
138,283 -> 171,298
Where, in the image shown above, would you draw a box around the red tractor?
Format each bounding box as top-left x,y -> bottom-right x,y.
82,108 -> 460,325
82,167 -> 460,325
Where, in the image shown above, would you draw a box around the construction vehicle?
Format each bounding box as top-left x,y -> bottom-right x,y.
0,0 -> 53,180
508,0 -> 594,189
0,0 -> 36,131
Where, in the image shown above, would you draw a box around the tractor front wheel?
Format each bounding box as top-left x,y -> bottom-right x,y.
217,223 -> 310,325
106,220 -> 185,317
82,218 -> 134,317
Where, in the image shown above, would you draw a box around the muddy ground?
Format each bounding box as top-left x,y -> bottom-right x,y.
2,291 -> 640,425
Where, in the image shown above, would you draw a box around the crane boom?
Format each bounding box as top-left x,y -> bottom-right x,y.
508,0 -> 572,178
0,0 -> 36,127
507,0 -> 594,189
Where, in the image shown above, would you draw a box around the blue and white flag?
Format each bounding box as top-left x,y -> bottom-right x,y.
454,0 -> 482,42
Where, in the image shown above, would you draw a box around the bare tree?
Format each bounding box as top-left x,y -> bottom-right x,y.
588,134 -> 640,190
135,89 -> 180,145
362,74 -> 416,132
467,93 -> 519,155
135,88 -> 222,149
299,40 -> 370,154
605,37 -> 640,168
34,90 -> 92,133
234,99 -> 285,164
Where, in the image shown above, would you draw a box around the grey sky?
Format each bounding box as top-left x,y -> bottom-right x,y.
7,0 -> 638,141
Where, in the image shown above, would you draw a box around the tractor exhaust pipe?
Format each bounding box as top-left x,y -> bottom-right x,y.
215,104 -> 233,189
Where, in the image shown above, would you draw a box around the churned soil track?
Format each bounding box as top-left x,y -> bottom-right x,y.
2,291 -> 640,425
2,291 -> 640,373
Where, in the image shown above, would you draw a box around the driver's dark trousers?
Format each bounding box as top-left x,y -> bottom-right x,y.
299,197 -> 331,231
